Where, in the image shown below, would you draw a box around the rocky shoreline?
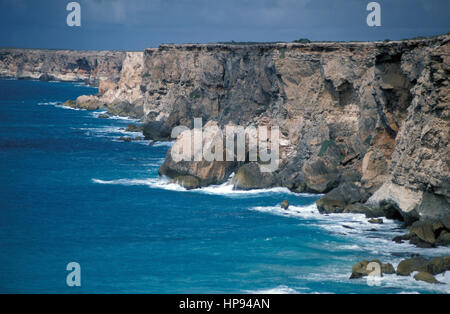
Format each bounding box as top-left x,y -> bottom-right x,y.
2,35 -> 449,282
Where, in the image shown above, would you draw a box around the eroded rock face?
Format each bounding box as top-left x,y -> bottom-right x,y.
6,36 -> 449,225
158,121 -> 239,187
140,37 -> 449,224
367,38 -> 450,223
0,48 -> 125,85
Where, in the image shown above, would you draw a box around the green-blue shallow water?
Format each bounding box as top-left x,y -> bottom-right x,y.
0,79 -> 448,293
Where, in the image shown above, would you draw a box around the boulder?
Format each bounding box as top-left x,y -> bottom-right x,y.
171,176 -> 201,190
231,163 -> 277,190
97,114 -> 109,119
427,256 -> 450,275
396,257 -> 429,276
436,230 -> 450,246
126,124 -> 143,133
281,200 -> 290,210
76,95 -> 104,110
316,183 -> 369,214
409,235 -> 435,248
392,234 -> 410,243
301,157 -> 340,193
409,221 -> 436,245
382,263 -> 396,274
414,271 -> 441,284
159,121 -> 239,187
143,120 -> 172,141
343,203 -> 375,215
368,218 -> 383,224
349,260 -> 394,279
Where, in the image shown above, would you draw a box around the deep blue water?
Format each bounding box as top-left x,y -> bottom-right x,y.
0,79 -> 448,294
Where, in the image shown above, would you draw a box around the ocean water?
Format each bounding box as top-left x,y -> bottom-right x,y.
0,79 -> 448,294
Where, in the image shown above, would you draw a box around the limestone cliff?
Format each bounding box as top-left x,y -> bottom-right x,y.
3,36 -> 448,228
137,37 -> 449,226
0,48 -> 125,86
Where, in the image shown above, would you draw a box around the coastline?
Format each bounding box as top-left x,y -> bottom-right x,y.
0,34 -> 449,290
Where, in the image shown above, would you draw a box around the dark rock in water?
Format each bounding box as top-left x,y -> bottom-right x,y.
75,95 -> 105,110
397,257 -> 429,276
414,271 -> 441,284
342,225 -> 354,230
280,199 -> 290,210
62,99 -> 77,108
427,256 -> 450,275
171,176 -> 201,190
344,203 -> 377,216
107,100 -> 144,119
98,114 -> 109,119
143,120 -> 172,141
409,235 -> 434,248
231,163 -> 277,190
382,263 -> 396,274
392,234 -> 410,243
436,230 -> 450,246
368,218 -> 383,224
409,220 -> 436,245
126,124 -> 143,133
316,183 -> 370,214
159,156 -> 237,188
119,136 -> 132,142
350,260 -> 395,279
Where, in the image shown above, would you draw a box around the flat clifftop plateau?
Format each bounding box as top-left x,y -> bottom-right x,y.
0,48 -> 126,85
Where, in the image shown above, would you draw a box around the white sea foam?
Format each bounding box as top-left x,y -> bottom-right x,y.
108,114 -> 141,122
91,176 -> 308,198
246,285 -> 302,294
38,101 -> 85,111
37,101 -> 60,106
151,141 -> 174,148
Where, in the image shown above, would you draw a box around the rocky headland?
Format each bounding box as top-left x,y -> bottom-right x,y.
2,36 -> 449,250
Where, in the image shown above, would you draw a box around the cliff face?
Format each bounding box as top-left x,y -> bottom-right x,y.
367,40 -> 450,221
3,37 -> 448,226
0,48 -> 126,86
137,37 -> 449,224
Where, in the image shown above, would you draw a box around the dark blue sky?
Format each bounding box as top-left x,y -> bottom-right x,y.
1,0 -> 449,50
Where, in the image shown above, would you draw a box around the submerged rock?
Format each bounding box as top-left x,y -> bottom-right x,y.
368,218 -> 383,224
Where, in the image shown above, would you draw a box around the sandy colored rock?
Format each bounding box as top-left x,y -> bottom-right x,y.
414,271 -> 441,284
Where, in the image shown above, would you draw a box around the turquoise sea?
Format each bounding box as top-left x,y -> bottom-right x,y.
0,79 -> 448,293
